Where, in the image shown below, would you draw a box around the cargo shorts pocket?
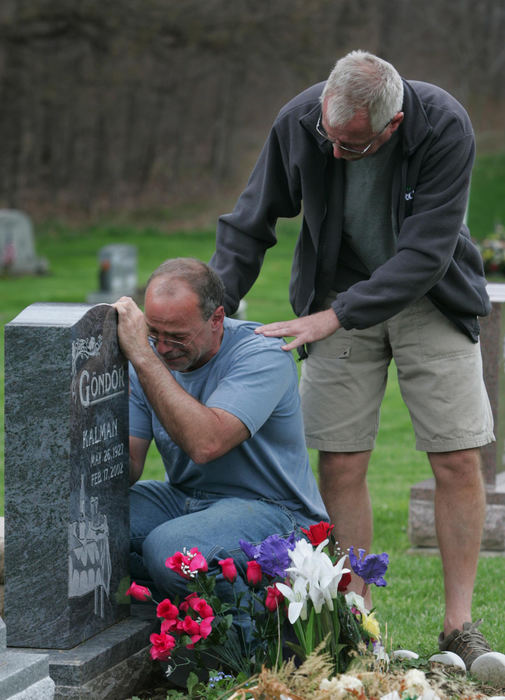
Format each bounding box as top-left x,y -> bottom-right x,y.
306,327 -> 354,360
410,298 -> 475,362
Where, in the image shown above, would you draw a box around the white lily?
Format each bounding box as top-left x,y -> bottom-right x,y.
284,540 -> 350,615
345,590 -> 369,615
286,537 -> 325,579
318,552 -> 350,602
309,552 -> 347,613
276,576 -> 309,624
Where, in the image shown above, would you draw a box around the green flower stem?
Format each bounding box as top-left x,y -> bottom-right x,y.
305,606 -> 315,655
331,598 -> 341,673
230,580 -> 250,662
315,607 -> 323,648
320,605 -> 332,653
293,617 -> 307,656
272,607 -> 282,669
195,572 -> 214,600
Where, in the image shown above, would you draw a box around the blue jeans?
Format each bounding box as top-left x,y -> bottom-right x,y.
130,479 -> 317,604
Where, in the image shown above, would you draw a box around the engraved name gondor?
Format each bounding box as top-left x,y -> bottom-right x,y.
71,335 -> 125,407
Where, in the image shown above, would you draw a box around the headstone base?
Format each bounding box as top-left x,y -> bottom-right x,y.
0,650 -> 54,700
9,676 -> 55,700
408,472 -> 505,553
8,617 -> 158,700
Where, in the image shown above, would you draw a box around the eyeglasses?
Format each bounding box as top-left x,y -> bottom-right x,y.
315,114 -> 392,155
147,320 -> 208,349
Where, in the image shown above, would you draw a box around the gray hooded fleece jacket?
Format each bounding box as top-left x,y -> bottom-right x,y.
211,79 -> 490,342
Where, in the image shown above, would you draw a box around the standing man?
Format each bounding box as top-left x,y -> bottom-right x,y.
113,257 -> 327,607
210,50 -> 497,668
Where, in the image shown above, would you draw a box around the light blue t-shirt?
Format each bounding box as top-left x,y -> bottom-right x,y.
129,317 -> 328,521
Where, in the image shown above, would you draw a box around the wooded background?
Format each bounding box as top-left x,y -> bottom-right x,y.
1,0 -> 504,221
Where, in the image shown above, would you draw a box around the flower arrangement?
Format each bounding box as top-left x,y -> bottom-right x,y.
476,223 -> 505,275
238,657 -> 483,700
126,521 -> 390,687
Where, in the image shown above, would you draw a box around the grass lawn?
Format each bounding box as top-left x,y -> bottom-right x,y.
1,152 -> 505,662
468,152 -> 505,238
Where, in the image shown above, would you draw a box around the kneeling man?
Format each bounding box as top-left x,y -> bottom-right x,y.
114,258 -> 327,603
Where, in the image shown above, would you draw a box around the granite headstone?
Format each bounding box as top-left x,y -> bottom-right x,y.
408,283 -> 505,552
87,244 -> 138,304
0,209 -> 48,275
4,303 -> 130,649
480,283 -> 505,482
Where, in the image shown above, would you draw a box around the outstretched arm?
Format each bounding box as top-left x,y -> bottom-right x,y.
255,308 -> 340,351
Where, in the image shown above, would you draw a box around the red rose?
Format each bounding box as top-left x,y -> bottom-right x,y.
187,595 -> 213,619
184,615 -> 215,649
182,615 -> 201,637
246,560 -> 263,586
161,618 -> 178,633
179,592 -> 197,613
187,623 -> 214,648
338,572 -> 352,592
219,557 -> 237,582
175,618 -> 185,634
165,551 -> 192,578
126,581 -> 152,601
301,521 -> 335,546
200,616 -> 214,638
157,598 -> 179,621
189,548 -> 208,574
265,585 -> 284,612
149,632 -> 176,661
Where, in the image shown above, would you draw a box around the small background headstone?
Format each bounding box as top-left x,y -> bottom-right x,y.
87,244 -> 138,304
480,283 -> 505,482
0,209 -> 48,276
0,517 -> 4,618
408,283 -> 505,553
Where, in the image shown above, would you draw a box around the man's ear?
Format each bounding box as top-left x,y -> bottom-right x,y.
211,306 -> 226,329
391,111 -> 404,133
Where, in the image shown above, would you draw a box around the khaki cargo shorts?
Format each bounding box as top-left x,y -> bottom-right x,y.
300,296 -> 494,453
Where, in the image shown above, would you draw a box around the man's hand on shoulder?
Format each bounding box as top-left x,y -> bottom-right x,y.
254,308 -> 340,350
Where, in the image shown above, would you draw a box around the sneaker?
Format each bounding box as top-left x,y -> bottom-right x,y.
438,620 -> 492,670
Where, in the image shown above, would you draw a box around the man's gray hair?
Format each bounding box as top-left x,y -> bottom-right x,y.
146,258 -> 224,320
321,50 -> 404,131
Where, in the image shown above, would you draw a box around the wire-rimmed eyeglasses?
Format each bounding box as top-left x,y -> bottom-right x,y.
147,319 -> 208,349
315,113 -> 393,155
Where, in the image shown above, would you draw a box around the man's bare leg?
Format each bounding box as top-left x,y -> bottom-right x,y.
429,448 -> 485,635
318,450 -> 373,605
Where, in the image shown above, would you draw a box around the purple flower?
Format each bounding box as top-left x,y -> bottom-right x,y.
239,532 -> 297,578
348,546 -> 389,587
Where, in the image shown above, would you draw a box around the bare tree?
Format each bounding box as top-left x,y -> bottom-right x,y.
0,0 -> 503,219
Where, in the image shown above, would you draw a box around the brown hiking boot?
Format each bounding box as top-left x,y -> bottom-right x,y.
438,620 -> 492,670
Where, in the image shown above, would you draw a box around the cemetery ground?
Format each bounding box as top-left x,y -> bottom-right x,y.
0,152 -> 504,695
